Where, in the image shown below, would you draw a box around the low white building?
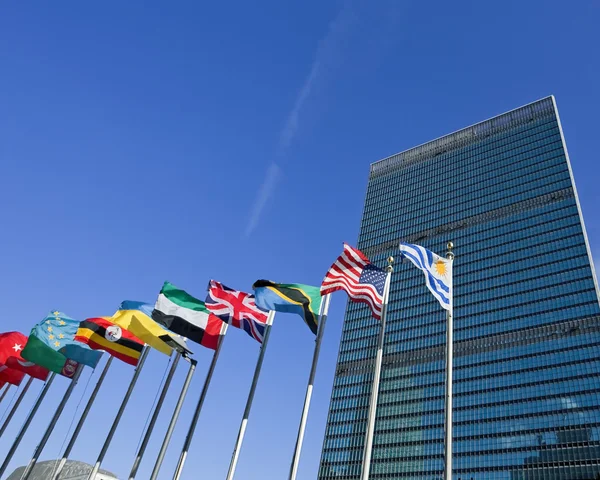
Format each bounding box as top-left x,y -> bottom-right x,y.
7,460 -> 118,480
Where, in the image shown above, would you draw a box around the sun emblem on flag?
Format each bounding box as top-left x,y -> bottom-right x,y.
434,260 -> 448,277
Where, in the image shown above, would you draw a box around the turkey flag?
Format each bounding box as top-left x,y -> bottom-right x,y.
0,364 -> 26,385
0,332 -> 50,381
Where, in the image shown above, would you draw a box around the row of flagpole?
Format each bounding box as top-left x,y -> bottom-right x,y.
0,303 -> 335,480
0,324 -> 230,479
360,242 -> 454,480
0,377 -> 34,438
53,356 -> 114,479
0,240 -> 454,480
173,325 -> 227,479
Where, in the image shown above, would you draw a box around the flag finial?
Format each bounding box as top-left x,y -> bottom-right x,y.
386,256 -> 394,273
447,242 -> 454,261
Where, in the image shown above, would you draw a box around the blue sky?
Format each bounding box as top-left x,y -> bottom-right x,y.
0,1 -> 599,479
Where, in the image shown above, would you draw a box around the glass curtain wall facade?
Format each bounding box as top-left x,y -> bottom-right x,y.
318,97 -> 600,480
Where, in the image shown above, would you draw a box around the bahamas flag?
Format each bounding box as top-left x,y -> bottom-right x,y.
252,280 -> 322,334
22,311 -> 103,376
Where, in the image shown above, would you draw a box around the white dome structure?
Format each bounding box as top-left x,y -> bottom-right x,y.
7,460 -> 118,480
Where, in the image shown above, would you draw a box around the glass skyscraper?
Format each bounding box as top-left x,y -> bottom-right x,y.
318,97 -> 600,480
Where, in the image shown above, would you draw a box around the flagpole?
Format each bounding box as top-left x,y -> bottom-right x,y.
172,324 -> 228,480
288,294 -> 331,480
128,352 -> 182,480
226,310 -> 276,480
360,256 -> 394,480
444,242 -> 455,480
0,376 -> 34,437
0,384 -> 10,406
87,346 -> 150,480
149,357 -> 197,480
0,373 -> 57,477
53,357 -> 114,480
20,365 -> 85,480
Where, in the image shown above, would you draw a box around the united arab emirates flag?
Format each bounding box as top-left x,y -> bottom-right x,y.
152,281 -> 224,350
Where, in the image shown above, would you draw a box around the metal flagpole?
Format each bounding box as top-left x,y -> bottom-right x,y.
53,357 -> 114,480
172,324 -> 228,480
87,346 -> 150,480
225,310 -> 276,480
360,256 -> 394,480
149,357 -> 197,480
0,383 -> 10,406
128,352 -> 182,479
20,365 -> 85,480
0,373 -> 57,477
0,376 -> 34,437
444,242 -> 455,480
288,294 -> 331,480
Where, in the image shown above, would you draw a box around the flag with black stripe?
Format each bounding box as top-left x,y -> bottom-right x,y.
252,280 -> 322,334
75,317 -> 144,366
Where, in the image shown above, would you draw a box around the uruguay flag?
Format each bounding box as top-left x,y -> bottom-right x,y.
400,243 -> 453,311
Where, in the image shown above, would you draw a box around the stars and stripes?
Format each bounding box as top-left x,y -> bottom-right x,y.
399,242 -> 452,310
320,243 -> 387,319
205,280 -> 269,343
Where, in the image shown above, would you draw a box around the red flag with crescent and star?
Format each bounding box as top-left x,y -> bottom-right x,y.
0,332 -> 51,381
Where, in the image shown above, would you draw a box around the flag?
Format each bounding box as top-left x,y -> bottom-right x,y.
252,281 -> 322,334
400,243 -> 452,310
111,301 -> 190,356
321,243 -> 387,319
21,311 -> 102,377
0,364 -> 25,386
205,280 -> 268,343
75,318 -> 144,366
152,282 -> 224,350
21,334 -> 79,378
0,332 -> 50,381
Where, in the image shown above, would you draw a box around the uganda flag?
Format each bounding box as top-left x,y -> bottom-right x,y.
75,318 -> 144,366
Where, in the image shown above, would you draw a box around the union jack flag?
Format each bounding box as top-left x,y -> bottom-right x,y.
205,280 -> 269,343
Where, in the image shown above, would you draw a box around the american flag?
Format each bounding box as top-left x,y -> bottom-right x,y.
321,243 -> 387,319
205,280 -> 269,343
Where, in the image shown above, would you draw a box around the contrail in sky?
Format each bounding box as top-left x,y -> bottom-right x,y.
243,4 -> 356,238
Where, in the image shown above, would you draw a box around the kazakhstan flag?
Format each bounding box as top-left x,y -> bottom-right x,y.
252,280 -> 322,334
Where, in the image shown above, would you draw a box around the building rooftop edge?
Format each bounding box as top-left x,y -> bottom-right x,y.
370,95 -> 556,173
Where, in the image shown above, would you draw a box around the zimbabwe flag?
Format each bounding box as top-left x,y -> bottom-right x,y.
75,318 -> 144,366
